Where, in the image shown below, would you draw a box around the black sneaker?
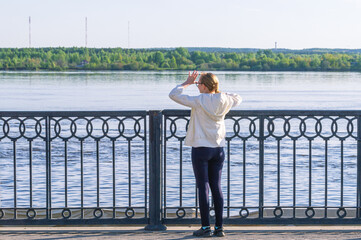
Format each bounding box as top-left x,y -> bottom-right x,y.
213,227 -> 225,237
193,227 -> 212,237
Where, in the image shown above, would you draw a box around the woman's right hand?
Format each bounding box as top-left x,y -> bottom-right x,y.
182,70 -> 199,86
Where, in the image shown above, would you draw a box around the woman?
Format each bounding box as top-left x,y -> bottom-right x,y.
169,71 -> 242,237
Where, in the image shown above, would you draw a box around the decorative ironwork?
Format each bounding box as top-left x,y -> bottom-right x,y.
1,110 -> 361,225
163,110 -> 361,224
0,111 -> 147,225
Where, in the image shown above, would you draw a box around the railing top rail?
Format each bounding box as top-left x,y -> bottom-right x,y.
0,110 -> 147,117
162,109 -> 361,116
1,110 -> 361,117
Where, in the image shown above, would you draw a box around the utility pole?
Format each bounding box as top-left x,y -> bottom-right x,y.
85,17 -> 88,48
29,16 -> 31,48
128,21 -> 130,48
275,42 -> 277,50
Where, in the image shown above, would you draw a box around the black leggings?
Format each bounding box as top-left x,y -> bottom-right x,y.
192,147 -> 225,227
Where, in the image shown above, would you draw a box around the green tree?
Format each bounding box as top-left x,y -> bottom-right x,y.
161,61 -> 170,68
153,51 -> 165,67
175,47 -> 190,58
169,56 -> 177,68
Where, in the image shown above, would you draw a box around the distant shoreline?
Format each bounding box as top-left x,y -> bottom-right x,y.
1,47 -> 361,72
2,69 -> 361,73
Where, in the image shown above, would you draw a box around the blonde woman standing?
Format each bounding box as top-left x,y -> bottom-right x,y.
169,71 -> 242,237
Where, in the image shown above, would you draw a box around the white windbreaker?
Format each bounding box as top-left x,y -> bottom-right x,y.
169,85 -> 242,147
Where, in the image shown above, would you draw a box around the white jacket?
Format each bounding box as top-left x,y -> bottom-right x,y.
169,85 -> 242,147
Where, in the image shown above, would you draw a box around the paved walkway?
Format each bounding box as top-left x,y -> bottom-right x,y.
1,225 -> 361,239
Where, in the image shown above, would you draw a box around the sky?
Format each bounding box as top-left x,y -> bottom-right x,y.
1,0 -> 361,49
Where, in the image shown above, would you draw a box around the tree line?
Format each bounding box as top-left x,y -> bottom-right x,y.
1,47 -> 361,71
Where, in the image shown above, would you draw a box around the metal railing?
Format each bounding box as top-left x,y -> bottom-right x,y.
0,111 -> 147,225
163,110 -> 361,225
0,110 -> 361,227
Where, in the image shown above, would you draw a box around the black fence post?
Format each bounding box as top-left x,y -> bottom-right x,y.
45,116 -> 50,220
145,110 -> 167,231
259,116 -> 265,219
357,116 -> 361,219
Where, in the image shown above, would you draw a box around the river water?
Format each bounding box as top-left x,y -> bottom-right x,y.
1,71 -> 361,111
0,71 -> 361,217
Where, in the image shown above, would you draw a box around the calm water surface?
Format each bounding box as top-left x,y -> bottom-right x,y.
1,71 -> 361,110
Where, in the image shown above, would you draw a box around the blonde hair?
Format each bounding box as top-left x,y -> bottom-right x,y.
199,72 -> 220,93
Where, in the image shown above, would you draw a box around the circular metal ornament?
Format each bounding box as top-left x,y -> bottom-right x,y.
118,117 -> 142,140
5,118 -> 22,140
350,117 -> 357,139
88,117 -> 107,139
93,208 -> 103,218
239,208 -> 249,218
236,117 -> 256,139
54,118 -> 75,140
223,117 -> 239,139
286,117 -> 304,139
102,117 -> 123,139
273,207 -> 283,218
317,117 -> 334,139
209,208 -> 215,217
62,208 -> 72,219
26,208 -> 36,219
71,117 -> 91,140
21,117 -> 43,140
336,207 -> 347,218
125,208 -> 135,218
176,208 -> 186,218
267,117 -> 289,139
301,117 -> 319,139
168,117 -> 188,140
0,118 -> 8,140
305,207 -> 315,218
333,117 -> 353,139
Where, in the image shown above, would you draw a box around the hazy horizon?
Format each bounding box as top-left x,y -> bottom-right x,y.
3,46 -> 361,50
